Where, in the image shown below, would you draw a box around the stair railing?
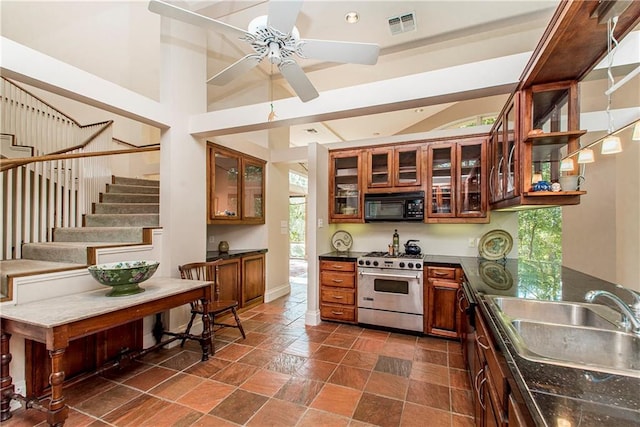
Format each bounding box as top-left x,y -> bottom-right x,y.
0,77 -> 159,260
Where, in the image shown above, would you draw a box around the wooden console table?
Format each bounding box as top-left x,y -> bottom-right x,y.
0,277 -> 212,426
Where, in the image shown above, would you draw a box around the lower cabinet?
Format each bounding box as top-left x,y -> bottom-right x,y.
425,265 -> 462,338
242,253 -> 266,308
217,253 -> 265,310
319,259 -> 357,323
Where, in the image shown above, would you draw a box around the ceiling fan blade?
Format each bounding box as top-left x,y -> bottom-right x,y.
148,0 -> 249,39
279,60 -> 319,102
299,39 -> 380,65
267,0 -> 303,35
207,54 -> 263,86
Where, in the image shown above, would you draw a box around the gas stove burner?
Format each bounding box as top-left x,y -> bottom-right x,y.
362,251 -> 424,259
358,251 -> 425,270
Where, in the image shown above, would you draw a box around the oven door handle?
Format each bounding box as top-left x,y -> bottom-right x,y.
359,271 -> 421,280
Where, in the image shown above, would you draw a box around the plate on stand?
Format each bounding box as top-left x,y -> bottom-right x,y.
331,230 -> 353,252
478,229 -> 513,260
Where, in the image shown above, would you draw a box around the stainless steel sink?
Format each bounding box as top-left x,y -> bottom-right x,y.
507,320 -> 640,377
486,296 -> 621,330
485,296 -> 640,378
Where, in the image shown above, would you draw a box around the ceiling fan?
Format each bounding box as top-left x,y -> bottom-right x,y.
148,0 -> 380,102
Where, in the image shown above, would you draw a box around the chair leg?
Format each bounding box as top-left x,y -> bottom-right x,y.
181,312 -> 197,347
231,307 -> 246,339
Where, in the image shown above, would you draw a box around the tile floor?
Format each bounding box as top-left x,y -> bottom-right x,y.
6,264 -> 474,427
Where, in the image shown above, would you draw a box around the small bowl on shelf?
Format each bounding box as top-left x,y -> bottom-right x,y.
88,260 -> 159,297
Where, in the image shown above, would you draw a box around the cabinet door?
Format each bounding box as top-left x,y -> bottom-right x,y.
457,140 -> 487,217
427,143 -> 455,218
242,254 -> 265,308
217,258 -> 241,302
242,158 -> 265,223
490,120 -> 504,204
426,278 -> 460,338
209,146 -> 241,221
367,148 -> 392,188
329,150 -> 362,221
395,145 -> 421,187
504,101 -> 519,199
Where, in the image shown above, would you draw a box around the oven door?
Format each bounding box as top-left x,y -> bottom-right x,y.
357,269 -> 423,314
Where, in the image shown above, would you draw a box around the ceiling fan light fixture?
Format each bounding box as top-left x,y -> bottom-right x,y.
345,11 -> 359,24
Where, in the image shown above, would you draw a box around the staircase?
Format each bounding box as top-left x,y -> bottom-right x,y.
0,176 -> 159,300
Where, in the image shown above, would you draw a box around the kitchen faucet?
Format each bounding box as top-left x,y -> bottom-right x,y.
585,289 -> 640,335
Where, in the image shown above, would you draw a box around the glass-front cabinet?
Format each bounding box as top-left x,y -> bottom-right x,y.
208,143 -> 266,224
427,137 -> 488,223
329,150 -> 362,222
366,144 -> 421,190
490,95 -> 519,204
242,159 -> 264,221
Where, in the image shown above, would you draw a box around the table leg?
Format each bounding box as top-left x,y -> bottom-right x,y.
1,331 -> 14,422
46,348 -> 68,426
199,297 -> 212,361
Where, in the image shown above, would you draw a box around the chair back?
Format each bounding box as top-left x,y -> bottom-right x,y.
178,260 -> 223,301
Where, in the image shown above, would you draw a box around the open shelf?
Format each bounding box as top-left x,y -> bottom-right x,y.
524,130 -> 586,145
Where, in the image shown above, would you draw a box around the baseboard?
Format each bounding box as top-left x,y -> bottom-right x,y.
305,309 -> 321,326
264,282 -> 291,303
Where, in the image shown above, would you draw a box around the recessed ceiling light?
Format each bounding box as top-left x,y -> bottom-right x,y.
345,11 -> 359,24
414,108 -> 424,113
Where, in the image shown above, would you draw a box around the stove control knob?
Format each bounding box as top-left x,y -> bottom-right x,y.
365,260 -> 371,266
408,263 -> 414,269
358,260 -> 364,265
416,264 -> 422,269
373,261 -> 379,267
399,262 -> 405,268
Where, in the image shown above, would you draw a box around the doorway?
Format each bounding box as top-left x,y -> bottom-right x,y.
289,195 -> 307,285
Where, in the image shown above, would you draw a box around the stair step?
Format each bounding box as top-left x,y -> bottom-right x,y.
21,242 -> 96,264
112,176 -> 159,187
93,203 -> 159,214
53,227 -> 144,243
100,193 -> 159,204
84,214 -> 159,227
1,259 -> 86,298
106,184 -> 159,195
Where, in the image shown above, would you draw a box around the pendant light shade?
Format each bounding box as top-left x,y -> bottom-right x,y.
633,122 -> 640,141
577,148 -> 595,164
560,158 -> 575,172
601,135 -> 622,154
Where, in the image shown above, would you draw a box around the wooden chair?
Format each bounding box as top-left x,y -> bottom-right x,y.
178,260 -> 246,348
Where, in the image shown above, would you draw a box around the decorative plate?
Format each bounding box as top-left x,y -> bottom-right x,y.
331,230 -> 353,252
479,261 -> 513,290
478,229 -> 513,260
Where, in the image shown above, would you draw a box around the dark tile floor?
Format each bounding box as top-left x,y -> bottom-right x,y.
6,264 -> 474,426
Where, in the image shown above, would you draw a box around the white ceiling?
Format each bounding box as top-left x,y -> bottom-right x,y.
1,0 -> 561,147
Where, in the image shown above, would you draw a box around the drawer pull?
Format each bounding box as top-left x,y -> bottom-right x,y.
332,295 -> 344,299
433,271 -> 448,277
478,377 -> 487,410
332,279 -> 344,283
332,264 -> 344,269
477,335 -> 490,350
331,310 -> 344,315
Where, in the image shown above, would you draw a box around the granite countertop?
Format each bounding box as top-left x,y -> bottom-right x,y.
318,251 -> 368,261
456,256 -> 640,427
206,248 -> 267,261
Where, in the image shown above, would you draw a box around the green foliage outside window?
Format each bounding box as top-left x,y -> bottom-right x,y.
289,196 -> 306,258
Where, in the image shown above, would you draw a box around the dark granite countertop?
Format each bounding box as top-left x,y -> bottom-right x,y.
206,248 -> 267,261
455,256 -> 640,427
318,251 -> 368,261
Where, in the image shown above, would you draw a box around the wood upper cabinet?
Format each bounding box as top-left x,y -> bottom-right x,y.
329,149 -> 363,223
426,137 -> 488,223
490,81 -> 586,210
208,143 -> 266,224
366,144 -> 422,190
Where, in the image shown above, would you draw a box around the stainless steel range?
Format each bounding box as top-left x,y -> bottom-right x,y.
357,251 -> 424,332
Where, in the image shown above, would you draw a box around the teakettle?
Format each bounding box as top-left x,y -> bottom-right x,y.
404,240 -> 421,255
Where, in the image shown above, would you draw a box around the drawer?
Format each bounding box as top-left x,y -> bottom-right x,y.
321,305 -> 356,322
321,288 -> 355,305
320,271 -> 355,288
320,260 -> 355,273
475,310 -> 509,413
427,266 -> 458,280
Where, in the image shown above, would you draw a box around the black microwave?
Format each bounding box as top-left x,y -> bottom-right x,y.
364,191 -> 424,222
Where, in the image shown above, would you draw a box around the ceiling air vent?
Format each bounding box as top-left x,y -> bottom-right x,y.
388,12 -> 416,35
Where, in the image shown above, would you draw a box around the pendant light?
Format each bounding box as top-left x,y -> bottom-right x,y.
577,148 -> 595,164
560,158 -> 575,172
602,16 -> 622,155
633,122 -> 640,141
